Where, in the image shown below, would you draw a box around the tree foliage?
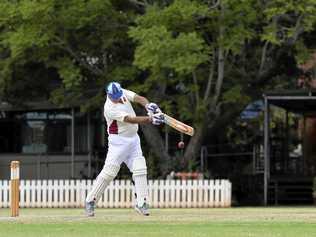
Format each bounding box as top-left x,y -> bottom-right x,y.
0,0 -> 134,109
129,0 -> 316,168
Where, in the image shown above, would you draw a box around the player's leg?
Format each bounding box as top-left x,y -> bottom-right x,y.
85,162 -> 120,216
128,157 -> 149,215
126,135 -> 149,215
85,136 -> 128,216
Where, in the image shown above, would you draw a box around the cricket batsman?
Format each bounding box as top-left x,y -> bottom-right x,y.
85,81 -> 164,216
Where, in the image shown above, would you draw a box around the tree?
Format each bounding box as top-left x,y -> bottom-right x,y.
128,0 -> 316,170
0,0 -> 137,110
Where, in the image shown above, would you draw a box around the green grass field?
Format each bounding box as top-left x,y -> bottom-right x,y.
0,207 -> 315,237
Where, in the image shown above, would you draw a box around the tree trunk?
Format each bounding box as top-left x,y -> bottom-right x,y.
183,122 -> 206,167
182,102 -> 247,170
140,124 -> 171,175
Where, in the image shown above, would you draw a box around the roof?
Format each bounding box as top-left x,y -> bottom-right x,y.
0,88 -> 101,112
0,100 -> 76,112
240,100 -> 263,119
263,89 -> 316,113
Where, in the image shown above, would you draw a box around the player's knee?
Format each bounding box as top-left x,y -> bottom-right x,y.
99,163 -> 120,179
132,157 -> 147,176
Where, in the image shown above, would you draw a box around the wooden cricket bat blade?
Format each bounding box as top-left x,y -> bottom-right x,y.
163,114 -> 194,136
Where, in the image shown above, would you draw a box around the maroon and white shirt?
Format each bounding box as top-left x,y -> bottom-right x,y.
104,89 -> 138,137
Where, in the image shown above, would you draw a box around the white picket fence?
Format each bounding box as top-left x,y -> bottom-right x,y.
0,179 -> 231,208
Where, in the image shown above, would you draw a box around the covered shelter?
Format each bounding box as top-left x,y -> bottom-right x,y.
0,100 -> 105,179
263,89 -> 316,205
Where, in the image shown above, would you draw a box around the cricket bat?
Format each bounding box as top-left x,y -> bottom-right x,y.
163,114 -> 194,136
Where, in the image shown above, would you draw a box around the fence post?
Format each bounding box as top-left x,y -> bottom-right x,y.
10,161 -> 20,217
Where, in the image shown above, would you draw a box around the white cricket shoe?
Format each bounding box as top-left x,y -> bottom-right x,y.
135,203 -> 150,216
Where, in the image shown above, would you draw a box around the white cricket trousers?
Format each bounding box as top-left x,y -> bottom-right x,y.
86,134 -> 148,207
106,134 -> 145,169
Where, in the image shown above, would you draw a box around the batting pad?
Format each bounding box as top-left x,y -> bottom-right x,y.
132,157 -> 147,176
86,163 -> 120,203
132,157 -> 148,207
99,163 -> 120,179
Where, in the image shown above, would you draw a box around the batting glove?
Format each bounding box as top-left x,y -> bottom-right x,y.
151,112 -> 164,125
145,103 -> 162,115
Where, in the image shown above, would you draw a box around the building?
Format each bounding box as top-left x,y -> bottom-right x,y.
263,52 -> 316,205
0,101 -> 105,179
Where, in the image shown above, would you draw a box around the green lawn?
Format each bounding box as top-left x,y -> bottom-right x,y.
0,208 -> 315,237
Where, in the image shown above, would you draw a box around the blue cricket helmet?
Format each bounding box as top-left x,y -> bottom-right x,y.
106,82 -> 123,100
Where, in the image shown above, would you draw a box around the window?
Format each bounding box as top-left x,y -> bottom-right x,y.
19,111 -> 72,154
0,111 -> 70,153
0,109 -> 103,154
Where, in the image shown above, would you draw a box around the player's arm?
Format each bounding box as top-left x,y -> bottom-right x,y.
125,89 -> 161,114
134,94 -> 162,115
124,89 -> 149,108
106,109 -> 151,124
124,114 -> 164,125
123,115 -> 152,124
134,94 -> 149,108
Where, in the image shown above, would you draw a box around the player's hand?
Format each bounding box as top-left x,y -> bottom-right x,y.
151,112 -> 164,125
145,103 -> 162,115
